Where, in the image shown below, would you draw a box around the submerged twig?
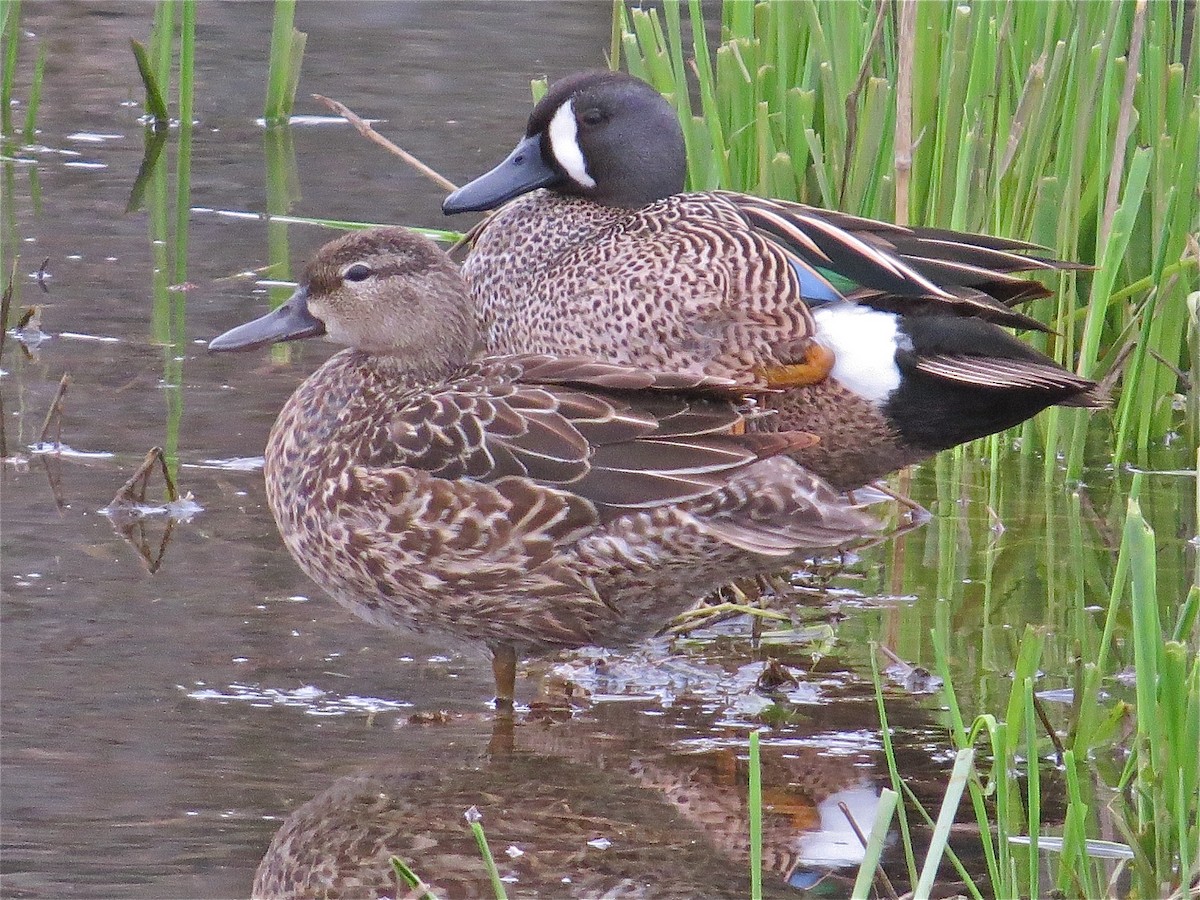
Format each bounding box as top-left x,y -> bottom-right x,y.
312,93 -> 459,193
118,511 -> 178,575
1032,692 -> 1066,764
112,446 -> 178,506
35,257 -> 50,292
107,448 -> 187,575
0,257 -> 16,361
37,373 -> 71,446
37,453 -> 67,514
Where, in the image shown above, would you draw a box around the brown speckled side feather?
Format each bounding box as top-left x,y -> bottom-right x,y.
263,343 -> 876,655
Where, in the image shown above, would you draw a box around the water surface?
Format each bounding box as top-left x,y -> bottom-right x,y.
2,3 -> 1194,897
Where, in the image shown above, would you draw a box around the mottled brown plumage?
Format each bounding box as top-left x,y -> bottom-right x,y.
444,70 -> 1107,489
210,228 -> 878,704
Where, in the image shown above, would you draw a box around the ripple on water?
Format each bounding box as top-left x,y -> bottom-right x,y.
185,456 -> 265,472
185,682 -> 413,717
28,441 -> 114,459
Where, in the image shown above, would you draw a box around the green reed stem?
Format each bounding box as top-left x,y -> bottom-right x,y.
466,813 -> 508,900
20,38 -> 43,143
849,787 -> 899,900
130,39 -> 169,128
914,748 -> 975,899
1,0 -> 21,137
264,0 -> 306,126
748,728 -> 762,900
390,856 -> 438,900
869,644 -> 919,886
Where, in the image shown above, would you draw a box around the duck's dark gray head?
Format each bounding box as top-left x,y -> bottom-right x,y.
443,70 -> 687,214
210,228 -> 478,377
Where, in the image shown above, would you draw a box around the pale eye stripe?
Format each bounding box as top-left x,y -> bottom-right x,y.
547,100 -> 596,189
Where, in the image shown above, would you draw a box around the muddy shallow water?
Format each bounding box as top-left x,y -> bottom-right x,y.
2,3 -> 1194,898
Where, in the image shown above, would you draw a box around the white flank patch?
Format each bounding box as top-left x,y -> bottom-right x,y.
547,100 -> 596,189
813,305 -> 905,404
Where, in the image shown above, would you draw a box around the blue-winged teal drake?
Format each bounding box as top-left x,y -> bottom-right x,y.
209,227 -> 877,706
443,70 -> 1107,489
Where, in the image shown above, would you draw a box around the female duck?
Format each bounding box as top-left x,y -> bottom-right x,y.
209,228 -> 876,706
443,70 -> 1106,489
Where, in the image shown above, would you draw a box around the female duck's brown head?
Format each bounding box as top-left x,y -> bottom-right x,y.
209,228 -> 478,377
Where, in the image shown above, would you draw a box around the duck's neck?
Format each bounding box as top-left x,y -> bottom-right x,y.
360,349 -> 469,386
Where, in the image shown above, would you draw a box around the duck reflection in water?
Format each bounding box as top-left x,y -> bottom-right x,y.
210,228 -> 879,709
252,683 -> 915,899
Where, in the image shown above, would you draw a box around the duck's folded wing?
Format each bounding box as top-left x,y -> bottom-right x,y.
913,354 -> 1109,406
385,355 -> 816,521
729,193 -> 1082,331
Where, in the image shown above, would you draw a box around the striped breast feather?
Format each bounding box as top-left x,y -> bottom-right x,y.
601,194 -> 818,340
386,355 -> 818,521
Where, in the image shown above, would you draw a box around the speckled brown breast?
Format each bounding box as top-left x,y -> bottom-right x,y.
462,191 -> 815,383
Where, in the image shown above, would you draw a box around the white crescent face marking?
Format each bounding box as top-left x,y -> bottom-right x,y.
547,99 -> 596,189
812,305 -> 905,404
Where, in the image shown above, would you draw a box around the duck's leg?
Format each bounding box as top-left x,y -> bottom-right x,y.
491,643 -> 517,715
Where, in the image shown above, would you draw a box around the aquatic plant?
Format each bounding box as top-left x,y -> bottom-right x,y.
263,0 -> 307,126
1,0 -> 46,145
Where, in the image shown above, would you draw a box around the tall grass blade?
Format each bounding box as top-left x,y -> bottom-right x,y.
748,728 -> 762,900
869,645 -> 919,885
264,0 -> 306,126
465,808 -> 508,900
1,0 -> 20,137
849,787 -> 899,900
19,38 -> 43,143
390,855 -> 439,900
913,748 -> 975,898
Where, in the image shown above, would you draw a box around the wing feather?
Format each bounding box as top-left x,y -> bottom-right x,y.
728,192 -> 1082,328
385,355 -> 805,519
915,354 -> 1108,405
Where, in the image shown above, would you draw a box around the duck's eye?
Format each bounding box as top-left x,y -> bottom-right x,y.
343,263 -> 372,282
579,107 -> 605,127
